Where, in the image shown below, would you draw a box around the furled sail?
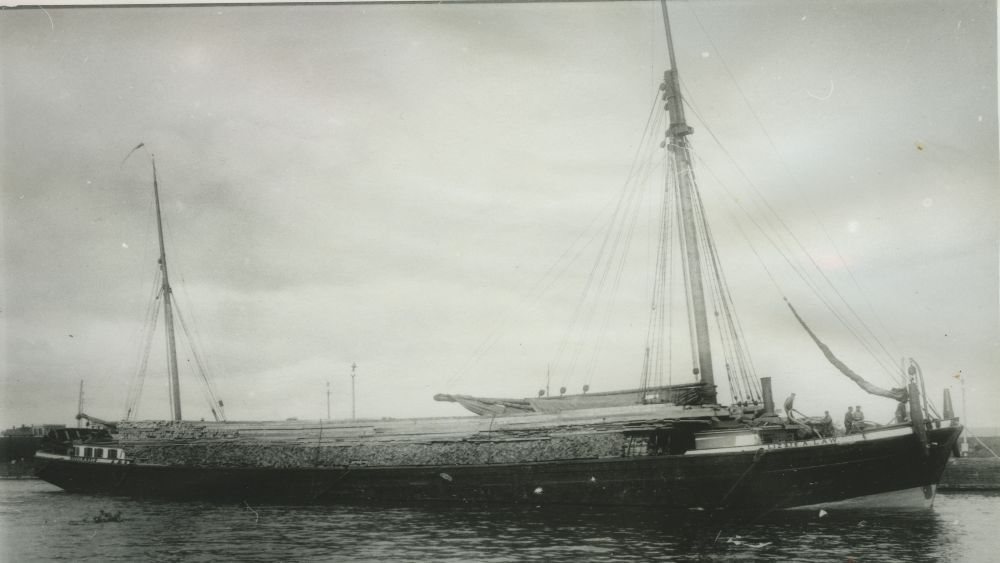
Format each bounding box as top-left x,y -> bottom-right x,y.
786,300 -> 907,402
75,412 -> 118,432
435,383 -> 711,416
432,394 -> 534,416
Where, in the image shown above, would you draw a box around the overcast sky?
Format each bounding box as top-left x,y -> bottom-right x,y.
2,1 -> 997,431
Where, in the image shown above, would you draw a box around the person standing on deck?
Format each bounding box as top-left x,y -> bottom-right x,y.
852,405 -> 865,431
844,406 -> 854,434
820,411 -> 834,437
784,393 -> 797,421
895,400 -> 908,423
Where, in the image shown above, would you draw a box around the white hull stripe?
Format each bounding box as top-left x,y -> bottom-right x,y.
685,426 -> 915,456
35,451 -> 132,465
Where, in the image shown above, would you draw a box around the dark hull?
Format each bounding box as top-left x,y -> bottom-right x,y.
1,436 -> 44,462
35,426 -> 961,510
1,436 -> 43,479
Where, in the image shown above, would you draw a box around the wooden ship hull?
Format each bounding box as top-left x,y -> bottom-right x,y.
34,406 -> 962,509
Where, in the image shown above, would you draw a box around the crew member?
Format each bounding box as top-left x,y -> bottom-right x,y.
895,400 -> 908,424
844,406 -> 854,433
820,411 -> 834,437
852,405 -> 865,432
784,393 -> 797,421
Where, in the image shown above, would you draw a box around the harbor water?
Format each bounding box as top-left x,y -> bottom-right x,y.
2,480 -> 997,562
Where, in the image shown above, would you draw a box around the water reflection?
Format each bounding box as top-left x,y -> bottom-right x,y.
3,481 -> 996,562
200,501 -> 953,562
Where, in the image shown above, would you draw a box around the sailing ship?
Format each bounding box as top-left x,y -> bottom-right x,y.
34,3 -> 962,509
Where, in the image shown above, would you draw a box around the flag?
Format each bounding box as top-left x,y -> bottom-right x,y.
120,142 -> 146,168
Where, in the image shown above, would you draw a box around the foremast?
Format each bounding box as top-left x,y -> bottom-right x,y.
152,157 -> 183,421
660,0 -> 716,403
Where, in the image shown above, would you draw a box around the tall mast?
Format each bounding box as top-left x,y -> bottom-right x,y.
660,0 -> 716,401
152,156 -> 183,421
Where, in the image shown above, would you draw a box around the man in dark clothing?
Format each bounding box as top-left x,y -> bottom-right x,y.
844,406 -> 854,433
819,411 -> 834,437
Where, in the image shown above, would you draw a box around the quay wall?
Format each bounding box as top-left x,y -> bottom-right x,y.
939,457 -> 1000,490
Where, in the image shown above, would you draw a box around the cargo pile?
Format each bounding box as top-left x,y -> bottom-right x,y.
114,405 -> 719,468
123,432 -> 627,468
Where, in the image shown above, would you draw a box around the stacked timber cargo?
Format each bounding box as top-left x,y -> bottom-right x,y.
116,404 -> 727,469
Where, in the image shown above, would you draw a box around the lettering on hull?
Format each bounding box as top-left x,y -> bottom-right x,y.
765,436 -> 839,450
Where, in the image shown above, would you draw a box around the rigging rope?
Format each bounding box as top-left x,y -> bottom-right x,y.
692,171 -> 761,403
173,300 -> 226,421
670,147 -> 702,387
685,4 -> 905,368
579,134 -> 670,385
121,149 -> 228,422
124,276 -> 162,421
641,149 -> 675,392
561,141 -> 649,383
681,3 -> 904,384
669,116 -> 903,386
581,154 -> 659,386
444,91 -> 666,390
551,95 -> 665,388
787,299 -> 907,402
669,134 -> 760,404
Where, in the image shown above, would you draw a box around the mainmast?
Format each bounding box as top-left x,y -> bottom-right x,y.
152,156 -> 183,421
660,0 -> 716,401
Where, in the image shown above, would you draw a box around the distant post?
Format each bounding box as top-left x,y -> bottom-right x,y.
326,381 -> 331,420
351,362 -> 358,420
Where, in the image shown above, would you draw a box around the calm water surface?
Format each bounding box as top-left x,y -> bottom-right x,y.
1,480 -> 997,562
